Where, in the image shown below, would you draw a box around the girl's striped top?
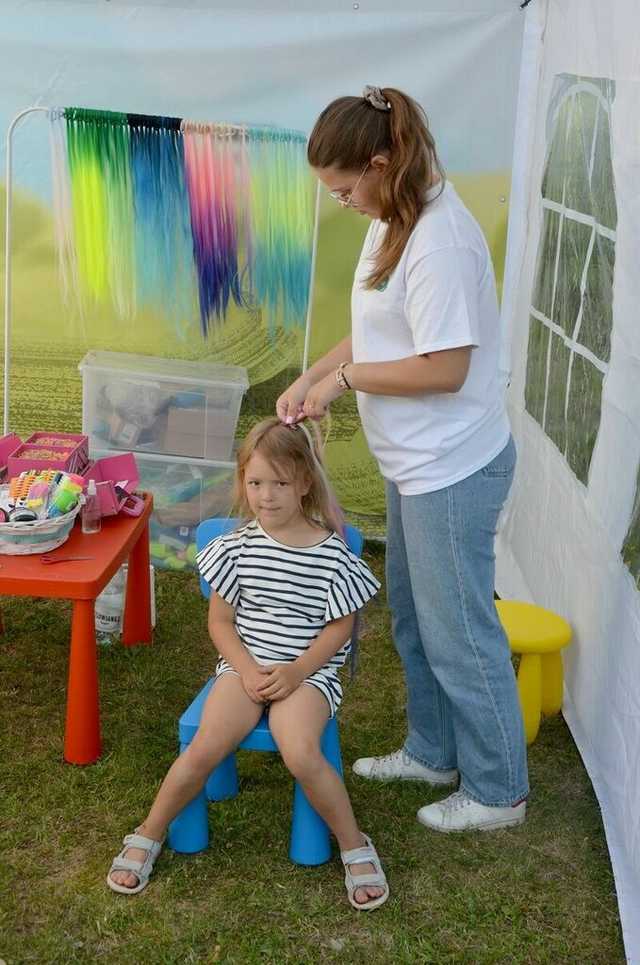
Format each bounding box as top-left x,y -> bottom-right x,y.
196,519 -> 380,669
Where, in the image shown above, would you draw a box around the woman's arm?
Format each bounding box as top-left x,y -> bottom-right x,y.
276,335 -> 352,423
303,335 -> 353,385
346,346 -> 471,396
257,613 -> 355,701
301,346 -> 472,420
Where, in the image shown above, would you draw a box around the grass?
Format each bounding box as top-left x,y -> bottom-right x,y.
0,546 -> 625,965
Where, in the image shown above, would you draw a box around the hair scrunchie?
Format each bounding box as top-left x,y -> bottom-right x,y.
362,85 -> 391,112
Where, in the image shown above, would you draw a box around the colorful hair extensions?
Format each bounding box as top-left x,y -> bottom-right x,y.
48,108 -> 315,336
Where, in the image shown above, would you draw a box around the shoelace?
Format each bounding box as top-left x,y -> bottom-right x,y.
439,790 -> 471,813
372,749 -> 407,776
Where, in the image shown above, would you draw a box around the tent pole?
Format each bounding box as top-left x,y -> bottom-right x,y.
302,180 -> 321,374
3,106 -> 49,434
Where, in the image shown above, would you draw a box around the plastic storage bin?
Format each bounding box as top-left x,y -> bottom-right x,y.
79,351 -> 249,461
91,448 -> 236,572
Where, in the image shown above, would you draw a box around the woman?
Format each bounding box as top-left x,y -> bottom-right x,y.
276,86 -> 528,832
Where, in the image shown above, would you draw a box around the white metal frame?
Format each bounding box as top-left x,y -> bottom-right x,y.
3,107 -> 49,434
3,106 -> 321,434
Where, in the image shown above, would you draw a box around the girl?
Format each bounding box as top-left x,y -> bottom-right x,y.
108,417 -> 389,911
277,86 -> 529,832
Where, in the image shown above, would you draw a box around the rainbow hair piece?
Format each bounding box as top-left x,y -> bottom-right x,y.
62,108 -> 133,313
48,108 -> 315,336
181,121 -> 242,327
246,127 -> 315,330
128,114 -> 194,325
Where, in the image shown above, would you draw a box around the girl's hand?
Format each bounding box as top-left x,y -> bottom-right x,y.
276,375 -> 312,425
302,373 -> 345,421
257,663 -> 305,701
240,664 -> 271,704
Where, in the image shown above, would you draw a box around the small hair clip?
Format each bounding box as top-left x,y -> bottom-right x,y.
362,85 -> 391,112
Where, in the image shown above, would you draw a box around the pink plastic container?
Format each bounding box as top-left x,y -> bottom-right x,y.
25,432 -> 89,471
83,452 -> 140,517
0,433 -> 21,480
8,432 -> 89,477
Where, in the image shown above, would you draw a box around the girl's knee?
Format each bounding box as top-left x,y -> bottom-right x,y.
277,736 -> 324,780
182,736 -> 219,777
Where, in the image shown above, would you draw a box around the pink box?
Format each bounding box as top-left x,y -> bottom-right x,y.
25,432 -> 89,473
0,433 -> 21,480
83,452 -> 140,517
8,432 -> 89,477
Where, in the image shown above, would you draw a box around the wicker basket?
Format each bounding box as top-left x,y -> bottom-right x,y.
0,487 -> 81,555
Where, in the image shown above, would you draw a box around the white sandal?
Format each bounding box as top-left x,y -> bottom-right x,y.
106,828 -> 164,895
340,834 -> 389,911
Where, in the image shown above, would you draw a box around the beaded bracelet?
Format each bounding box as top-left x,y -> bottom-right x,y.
335,362 -> 352,391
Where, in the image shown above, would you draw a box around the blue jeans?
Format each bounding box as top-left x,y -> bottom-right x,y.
385,437 -> 528,806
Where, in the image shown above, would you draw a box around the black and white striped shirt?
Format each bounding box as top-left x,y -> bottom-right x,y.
196,520 -> 380,670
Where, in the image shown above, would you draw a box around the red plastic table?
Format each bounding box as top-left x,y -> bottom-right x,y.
0,493 -> 153,764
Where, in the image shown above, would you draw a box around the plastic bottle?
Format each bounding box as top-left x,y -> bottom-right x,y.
81,479 -> 101,534
94,564 -> 156,645
47,477 -> 83,518
95,566 -> 126,645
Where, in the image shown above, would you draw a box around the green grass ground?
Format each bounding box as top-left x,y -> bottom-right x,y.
0,548 -> 625,965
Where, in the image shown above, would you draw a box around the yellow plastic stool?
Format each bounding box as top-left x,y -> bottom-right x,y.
495,600 -> 572,745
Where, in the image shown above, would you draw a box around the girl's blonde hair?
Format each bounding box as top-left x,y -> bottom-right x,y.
307,87 -> 445,290
233,417 -> 345,535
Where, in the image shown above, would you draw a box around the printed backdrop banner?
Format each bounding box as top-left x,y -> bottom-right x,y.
0,0 -> 524,518
497,0 -> 640,958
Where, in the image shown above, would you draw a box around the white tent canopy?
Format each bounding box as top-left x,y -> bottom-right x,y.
500,1 -> 640,959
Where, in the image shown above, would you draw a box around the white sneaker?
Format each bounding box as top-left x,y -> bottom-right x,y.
352,749 -> 458,786
417,790 -> 526,833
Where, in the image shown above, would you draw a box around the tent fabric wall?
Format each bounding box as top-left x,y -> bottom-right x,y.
0,1 -> 524,518
498,1 -> 640,959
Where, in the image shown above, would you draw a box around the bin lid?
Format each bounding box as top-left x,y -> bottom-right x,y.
78,350 -> 250,389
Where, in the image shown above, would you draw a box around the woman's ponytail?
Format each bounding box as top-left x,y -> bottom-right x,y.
307,86 -> 445,290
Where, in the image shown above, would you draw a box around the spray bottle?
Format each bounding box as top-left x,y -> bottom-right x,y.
81,479 -> 101,534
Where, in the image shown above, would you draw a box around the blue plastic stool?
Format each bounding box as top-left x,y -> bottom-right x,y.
167,517 -> 362,866
167,677 -> 343,864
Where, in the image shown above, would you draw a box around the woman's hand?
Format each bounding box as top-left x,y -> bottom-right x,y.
276,375 -> 312,425
302,373 -> 345,421
240,664 -> 271,704
257,663 -> 305,701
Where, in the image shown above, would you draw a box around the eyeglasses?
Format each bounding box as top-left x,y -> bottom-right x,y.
328,163 -> 370,208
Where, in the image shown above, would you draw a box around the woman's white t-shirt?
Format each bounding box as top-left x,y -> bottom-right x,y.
351,180 -> 510,495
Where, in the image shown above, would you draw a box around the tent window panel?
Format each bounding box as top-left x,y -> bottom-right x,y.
543,332 -> 571,454
579,234 -> 614,363
562,93 -> 598,216
541,96 -> 573,204
531,210 -> 560,320
591,104 -> 617,231
524,316 -> 550,425
524,73 -> 617,489
565,355 -> 604,486
554,218 -> 591,336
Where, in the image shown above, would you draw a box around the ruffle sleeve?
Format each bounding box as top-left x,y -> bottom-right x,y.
325,552 -> 380,622
196,536 -> 240,605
